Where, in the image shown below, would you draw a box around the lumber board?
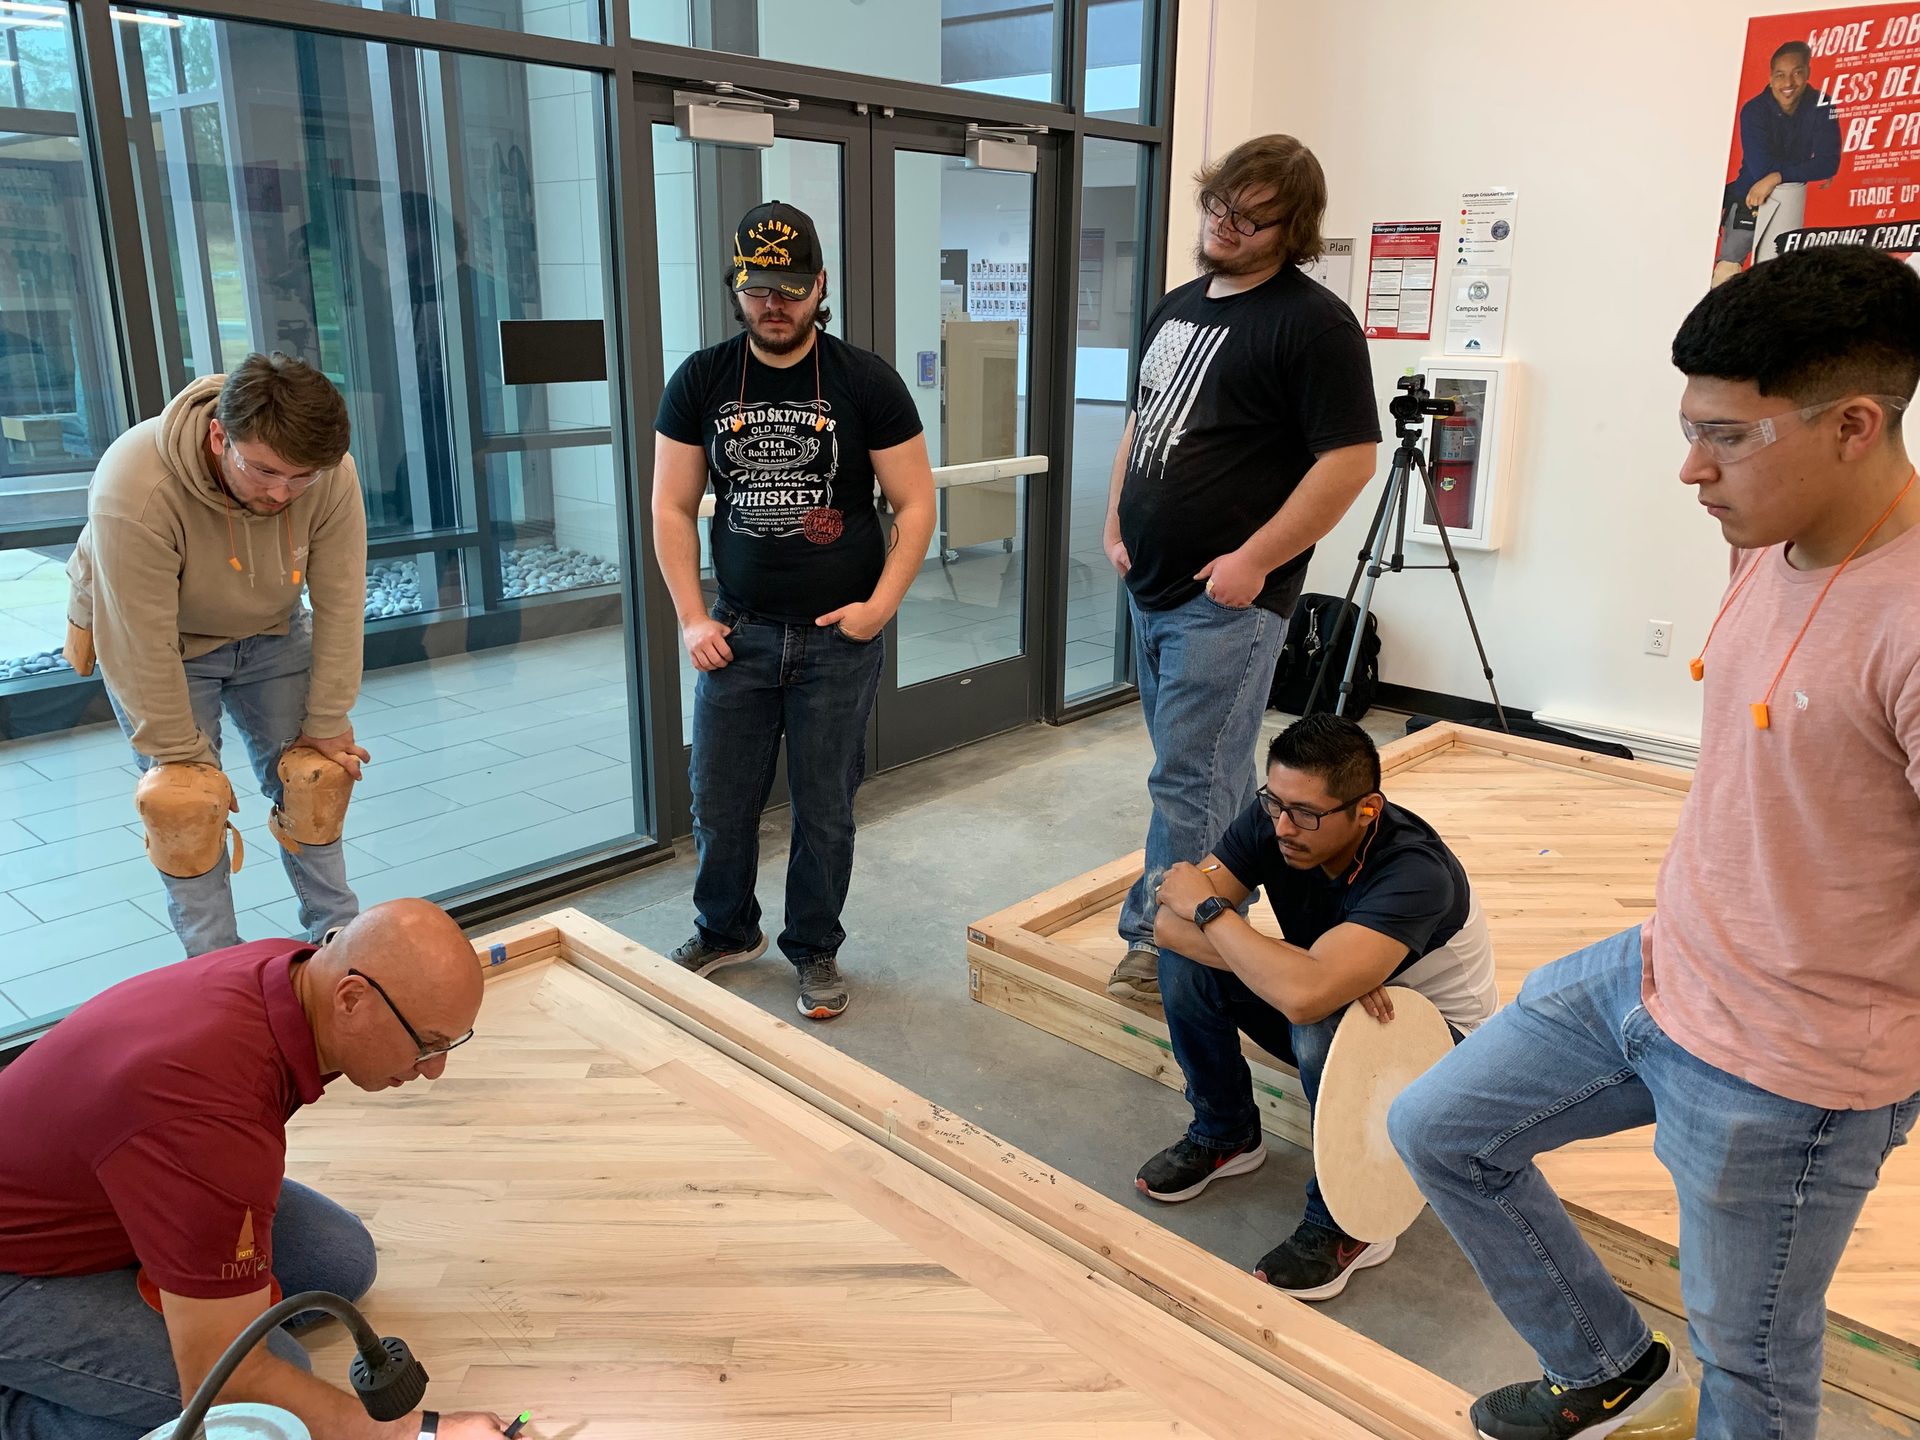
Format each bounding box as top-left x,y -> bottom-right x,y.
544,907 -> 1472,1440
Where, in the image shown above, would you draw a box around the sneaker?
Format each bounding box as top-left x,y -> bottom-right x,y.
1107,943 -> 1161,1001
668,930 -> 766,979
1135,1134 -> 1266,1202
1471,1333 -> 1681,1440
796,956 -> 850,1021
1254,1219 -> 1395,1300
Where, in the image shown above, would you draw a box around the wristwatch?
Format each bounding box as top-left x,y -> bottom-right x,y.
1192,895 -> 1232,929
418,1412 -> 438,1439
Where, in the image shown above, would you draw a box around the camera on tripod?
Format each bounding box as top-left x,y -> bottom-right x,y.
1388,372 -> 1457,439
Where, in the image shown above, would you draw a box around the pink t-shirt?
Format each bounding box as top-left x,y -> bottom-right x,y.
1643,521 -> 1920,1110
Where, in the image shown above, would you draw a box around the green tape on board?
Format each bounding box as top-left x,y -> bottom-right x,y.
1119,1023 -> 1173,1053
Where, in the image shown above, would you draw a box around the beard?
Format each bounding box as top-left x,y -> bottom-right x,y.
1194,237 -> 1280,278
744,296 -> 822,355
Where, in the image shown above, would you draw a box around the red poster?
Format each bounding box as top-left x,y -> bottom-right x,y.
1713,6 -> 1920,285
1363,222 -> 1440,340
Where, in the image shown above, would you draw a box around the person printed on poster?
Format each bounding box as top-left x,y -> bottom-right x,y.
1713,7 -> 1920,287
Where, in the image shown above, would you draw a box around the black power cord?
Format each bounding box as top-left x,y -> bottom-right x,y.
171,1290 -> 427,1439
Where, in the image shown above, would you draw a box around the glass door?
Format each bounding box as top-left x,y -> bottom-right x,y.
639,91 -> 1052,784
871,122 -> 1051,769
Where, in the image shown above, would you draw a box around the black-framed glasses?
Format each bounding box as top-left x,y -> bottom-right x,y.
1255,786 -> 1368,831
347,968 -> 475,1062
1201,191 -> 1282,237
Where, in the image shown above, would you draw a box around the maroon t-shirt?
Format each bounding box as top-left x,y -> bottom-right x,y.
0,940 -> 329,1298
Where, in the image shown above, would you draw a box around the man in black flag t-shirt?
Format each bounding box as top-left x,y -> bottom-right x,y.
1101,135 -> 1382,1005
653,201 -> 936,1021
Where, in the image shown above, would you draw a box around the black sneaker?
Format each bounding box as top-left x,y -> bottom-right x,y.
796,956 -> 849,1020
669,930 -> 767,979
1135,1134 -> 1266,1202
1254,1219 -> 1394,1300
1472,1333 -> 1680,1440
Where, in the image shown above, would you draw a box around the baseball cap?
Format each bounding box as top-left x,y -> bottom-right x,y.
730,201 -> 823,299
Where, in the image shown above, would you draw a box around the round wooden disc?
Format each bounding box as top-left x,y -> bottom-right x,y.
1313,986 -> 1454,1243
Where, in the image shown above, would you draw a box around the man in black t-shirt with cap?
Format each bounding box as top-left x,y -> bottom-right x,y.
1101,135 -> 1382,1004
652,202 -> 936,1021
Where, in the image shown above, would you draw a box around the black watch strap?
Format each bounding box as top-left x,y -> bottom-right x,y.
418,1411 -> 439,1439
1192,895 -> 1231,929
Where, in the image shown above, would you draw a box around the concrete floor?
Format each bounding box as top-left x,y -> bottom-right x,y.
508,703 -> 1908,1439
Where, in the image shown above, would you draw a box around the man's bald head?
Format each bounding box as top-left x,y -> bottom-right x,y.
303,899 -> 483,1092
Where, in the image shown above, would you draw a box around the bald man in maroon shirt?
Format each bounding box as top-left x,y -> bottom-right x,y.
0,899 -> 512,1440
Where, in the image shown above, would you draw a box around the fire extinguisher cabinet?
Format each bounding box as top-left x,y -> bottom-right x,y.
1410,357 -> 1518,552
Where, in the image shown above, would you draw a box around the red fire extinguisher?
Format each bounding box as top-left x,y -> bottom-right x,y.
1429,414 -> 1477,530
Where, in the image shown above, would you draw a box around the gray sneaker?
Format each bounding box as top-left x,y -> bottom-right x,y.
1107,943 -> 1161,1001
796,955 -> 850,1020
669,929 -> 767,978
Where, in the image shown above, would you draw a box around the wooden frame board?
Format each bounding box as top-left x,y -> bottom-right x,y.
964,722 -> 1920,1422
296,909 -> 1484,1439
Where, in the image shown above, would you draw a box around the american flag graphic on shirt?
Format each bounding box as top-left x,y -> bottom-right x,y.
1130,318 -> 1230,478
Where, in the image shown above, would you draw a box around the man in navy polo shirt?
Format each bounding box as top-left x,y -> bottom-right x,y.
1138,714 -> 1498,1300
0,899 -> 510,1440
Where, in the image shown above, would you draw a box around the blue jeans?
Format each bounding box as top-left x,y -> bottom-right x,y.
1117,591 -> 1288,948
1389,927 -> 1920,1440
0,1180 -> 377,1440
689,605 -> 885,965
107,610 -> 358,957
1161,949 -> 1344,1229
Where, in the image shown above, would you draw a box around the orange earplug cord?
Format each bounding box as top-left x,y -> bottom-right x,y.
1690,467 -> 1916,729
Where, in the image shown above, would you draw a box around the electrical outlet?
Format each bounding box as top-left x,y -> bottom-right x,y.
1645,620 -> 1673,657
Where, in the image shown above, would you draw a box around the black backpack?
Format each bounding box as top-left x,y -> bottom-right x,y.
1269,593 -> 1381,719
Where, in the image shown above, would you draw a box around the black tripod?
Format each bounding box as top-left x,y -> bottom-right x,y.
1303,374 -> 1510,731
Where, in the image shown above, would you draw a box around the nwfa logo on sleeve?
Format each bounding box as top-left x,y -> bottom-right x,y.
220,1208 -> 269,1283
1130,318 -> 1230,477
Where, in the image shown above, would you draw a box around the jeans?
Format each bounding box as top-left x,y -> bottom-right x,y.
107,610 -> 358,957
1161,948 -> 1344,1229
1389,927 -> 1920,1440
1117,591 -> 1289,948
0,1180 -> 378,1440
689,604 -> 885,965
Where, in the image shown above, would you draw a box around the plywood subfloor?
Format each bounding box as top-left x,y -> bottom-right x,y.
1045,744 -> 1919,1354
286,966 -> 1365,1439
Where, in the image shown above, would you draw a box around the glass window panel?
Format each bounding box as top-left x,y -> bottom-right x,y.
0,7 -> 127,698
14,22 -> 77,112
0,11 -> 645,1039
891,149 -> 1032,687
1064,138 -> 1146,704
308,0 -> 603,44
1085,0 -> 1153,123
632,1 -> 1057,104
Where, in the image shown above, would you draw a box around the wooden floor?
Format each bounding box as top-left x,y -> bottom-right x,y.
976,729 -> 1920,1416
287,964 -> 1379,1439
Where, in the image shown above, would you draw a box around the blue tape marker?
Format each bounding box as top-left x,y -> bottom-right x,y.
489,943 -> 507,966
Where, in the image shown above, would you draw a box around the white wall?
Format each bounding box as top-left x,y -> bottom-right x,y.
1168,0 -> 1791,744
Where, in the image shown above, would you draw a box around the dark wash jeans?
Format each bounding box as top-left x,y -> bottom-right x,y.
690,603 -> 885,965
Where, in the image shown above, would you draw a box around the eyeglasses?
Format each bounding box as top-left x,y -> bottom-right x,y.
1201,192 -> 1282,237
225,442 -> 323,494
737,285 -> 810,301
347,967 -> 475,1063
1679,395 -> 1909,463
1255,785 -> 1369,831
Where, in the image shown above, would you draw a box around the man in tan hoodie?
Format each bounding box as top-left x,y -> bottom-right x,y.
66,352 -> 370,957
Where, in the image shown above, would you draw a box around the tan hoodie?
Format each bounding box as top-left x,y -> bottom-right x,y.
66,375 -> 368,768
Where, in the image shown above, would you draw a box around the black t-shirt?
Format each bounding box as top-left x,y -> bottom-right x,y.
656,331 -> 924,623
1212,799 -> 1469,975
1118,266 -> 1380,614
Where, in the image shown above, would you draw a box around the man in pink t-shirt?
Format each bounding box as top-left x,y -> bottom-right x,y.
1392,246 -> 1920,1440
